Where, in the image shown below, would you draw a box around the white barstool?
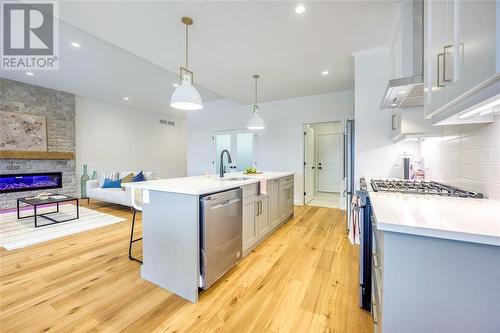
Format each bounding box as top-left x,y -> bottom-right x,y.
128,188 -> 143,264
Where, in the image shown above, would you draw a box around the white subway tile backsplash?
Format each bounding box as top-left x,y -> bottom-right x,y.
443,151 -> 460,164
459,149 -> 491,165
492,126 -> 500,148
442,125 -> 460,136
443,163 -> 460,177
421,118 -> 499,200
459,165 -> 490,182
493,148 -> 500,165
460,126 -> 492,151
490,183 -> 500,201
490,166 -> 500,182
442,138 -> 460,152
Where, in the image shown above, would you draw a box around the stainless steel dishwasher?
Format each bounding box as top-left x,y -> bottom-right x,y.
200,188 -> 242,289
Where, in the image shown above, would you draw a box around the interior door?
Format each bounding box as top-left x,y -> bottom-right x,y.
214,131 -> 257,174
235,132 -> 256,172
345,120 -> 354,230
214,134 -> 232,174
303,126 -> 315,204
317,134 -> 341,193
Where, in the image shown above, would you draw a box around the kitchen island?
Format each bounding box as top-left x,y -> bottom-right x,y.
123,171 -> 294,302
369,191 -> 500,332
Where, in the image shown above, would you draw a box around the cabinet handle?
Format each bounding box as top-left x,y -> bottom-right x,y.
256,201 -> 260,216
259,201 -> 262,215
437,52 -> 445,87
443,45 -> 453,83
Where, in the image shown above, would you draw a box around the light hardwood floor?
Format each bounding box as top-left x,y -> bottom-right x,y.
0,201 -> 372,333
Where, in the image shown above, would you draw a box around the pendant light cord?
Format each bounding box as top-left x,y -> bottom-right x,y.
254,76 -> 258,107
185,23 -> 189,69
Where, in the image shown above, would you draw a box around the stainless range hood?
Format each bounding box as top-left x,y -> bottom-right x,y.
381,0 -> 424,109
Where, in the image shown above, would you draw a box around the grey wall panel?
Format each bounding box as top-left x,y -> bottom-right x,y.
141,190 -> 200,302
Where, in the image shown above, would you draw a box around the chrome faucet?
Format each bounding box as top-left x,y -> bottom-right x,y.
219,149 -> 232,178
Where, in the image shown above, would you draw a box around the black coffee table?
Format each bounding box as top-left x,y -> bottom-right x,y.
17,195 -> 79,228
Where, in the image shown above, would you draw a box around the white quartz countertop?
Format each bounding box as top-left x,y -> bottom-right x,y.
122,171 -> 294,195
369,191 -> 500,246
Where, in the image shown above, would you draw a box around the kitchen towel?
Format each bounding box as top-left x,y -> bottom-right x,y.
349,195 -> 361,245
260,179 -> 267,195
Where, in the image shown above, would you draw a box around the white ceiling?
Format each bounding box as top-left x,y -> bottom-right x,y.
1,18 -> 221,119
2,1 -> 396,114
56,1 -> 397,105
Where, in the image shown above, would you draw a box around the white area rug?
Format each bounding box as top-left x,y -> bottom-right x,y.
0,204 -> 126,250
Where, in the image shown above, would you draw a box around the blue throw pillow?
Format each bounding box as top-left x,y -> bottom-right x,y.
102,178 -> 122,188
132,171 -> 146,182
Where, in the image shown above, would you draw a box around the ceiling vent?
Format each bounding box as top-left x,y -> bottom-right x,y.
159,119 -> 176,126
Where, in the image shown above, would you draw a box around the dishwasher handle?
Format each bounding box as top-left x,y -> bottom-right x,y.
210,198 -> 240,210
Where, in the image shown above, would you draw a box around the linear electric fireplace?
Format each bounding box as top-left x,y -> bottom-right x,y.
0,172 -> 62,194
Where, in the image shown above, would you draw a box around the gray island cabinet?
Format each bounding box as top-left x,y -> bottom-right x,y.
369,192 -> 500,333
123,172 -> 294,303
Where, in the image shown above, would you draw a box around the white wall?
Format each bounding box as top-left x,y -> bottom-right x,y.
420,116 -> 500,200
187,90 -> 354,204
75,97 -> 187,189
353,47 -> 419,184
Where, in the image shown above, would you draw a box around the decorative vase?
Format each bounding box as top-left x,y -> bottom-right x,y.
80,164 -> 90,199
91,171 -> 98,180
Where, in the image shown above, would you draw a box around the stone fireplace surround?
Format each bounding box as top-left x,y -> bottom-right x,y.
0,79 -> 76,210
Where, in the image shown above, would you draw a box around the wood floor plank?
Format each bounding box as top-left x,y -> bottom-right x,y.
0,201 -> 372,333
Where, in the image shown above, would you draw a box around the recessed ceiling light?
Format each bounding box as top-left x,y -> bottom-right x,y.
173,83 -> 179,88
398,90 -> 408,95
123,97 -> 129,101
26,72 -> 34,76
321,70 -> 329,76
295,4 -> 306,14
71,41 -> 81,48
391,103 -> 398,107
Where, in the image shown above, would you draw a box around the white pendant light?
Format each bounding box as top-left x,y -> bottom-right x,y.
170,17 -> 203,111
247,75 -> 265,130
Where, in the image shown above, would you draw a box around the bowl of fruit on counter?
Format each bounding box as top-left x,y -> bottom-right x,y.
243,167 -> 263,175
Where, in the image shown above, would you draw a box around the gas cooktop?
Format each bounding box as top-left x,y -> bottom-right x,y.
370,179 -> 483,198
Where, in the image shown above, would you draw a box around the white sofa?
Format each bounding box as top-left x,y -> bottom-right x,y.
86,171 -> 155,207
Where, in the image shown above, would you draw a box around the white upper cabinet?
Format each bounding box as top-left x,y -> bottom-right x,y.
424,0 -> 499,124
447,0 -> 498,102
424,0 -> 451,118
